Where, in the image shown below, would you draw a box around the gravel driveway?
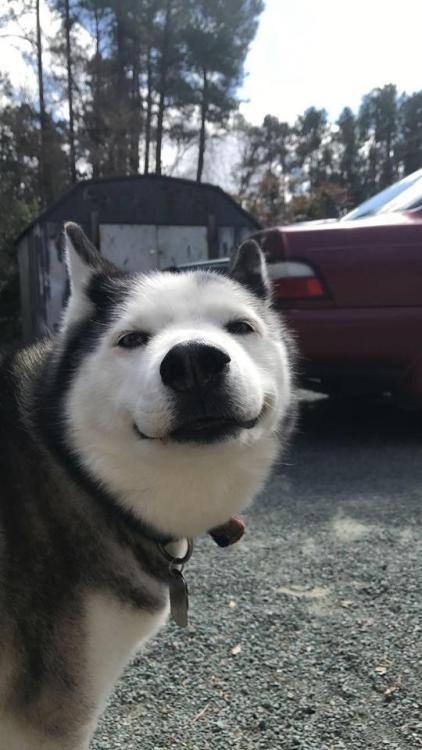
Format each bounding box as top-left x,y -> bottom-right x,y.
92,396 -> 422,750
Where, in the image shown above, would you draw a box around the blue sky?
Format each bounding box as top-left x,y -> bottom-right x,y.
240,0 -> 422,124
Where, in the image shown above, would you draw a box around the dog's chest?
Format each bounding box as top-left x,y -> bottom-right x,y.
84,591 -> 169,712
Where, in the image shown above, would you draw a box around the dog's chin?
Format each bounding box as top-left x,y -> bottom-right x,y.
134,416 -> 259,445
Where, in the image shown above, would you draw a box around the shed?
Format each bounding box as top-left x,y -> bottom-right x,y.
16,174 -> 259,342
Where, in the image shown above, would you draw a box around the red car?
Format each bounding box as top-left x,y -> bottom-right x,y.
255,169 -> 422,406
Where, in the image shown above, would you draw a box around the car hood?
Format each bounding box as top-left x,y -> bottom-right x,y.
279,210 -> 421,234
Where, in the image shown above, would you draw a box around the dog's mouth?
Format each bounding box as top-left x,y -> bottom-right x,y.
134,414 -> 259,444
170,415 -> 258,443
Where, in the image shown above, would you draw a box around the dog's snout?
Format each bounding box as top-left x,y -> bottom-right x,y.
160,343 -> 230,393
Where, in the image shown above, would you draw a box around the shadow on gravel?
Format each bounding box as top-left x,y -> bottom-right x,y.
267,392 -> 422,529
291,391 -> 422,527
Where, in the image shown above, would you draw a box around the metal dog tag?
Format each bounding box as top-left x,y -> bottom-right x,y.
169,569 -> 189,628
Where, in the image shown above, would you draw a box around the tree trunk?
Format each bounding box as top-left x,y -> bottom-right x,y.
155,0 -> 172,175
64,0 -> 76,183
91,2 -> 101,178
129,56 -> 141,174
115,8 -> 128,174
155,92 -> 164,176
36,0 -> 50,206
196,67 -> 208,183
144,45 -> 153,174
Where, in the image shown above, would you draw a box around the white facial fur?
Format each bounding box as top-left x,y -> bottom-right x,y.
63,250 -> 293,539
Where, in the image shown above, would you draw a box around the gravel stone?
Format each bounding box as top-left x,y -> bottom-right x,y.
92,396 -> 422,749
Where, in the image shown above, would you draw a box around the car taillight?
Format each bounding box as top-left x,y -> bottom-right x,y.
268,261 -> 325,299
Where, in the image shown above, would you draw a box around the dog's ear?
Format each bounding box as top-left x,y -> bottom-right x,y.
229,239 -> 270,300
64,222 -> 117,293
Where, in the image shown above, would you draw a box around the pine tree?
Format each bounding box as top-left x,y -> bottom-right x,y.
399,92 -> 422,175
336,107 -> 362,203
294,107 -> 331,192
359,84 -> 400,194
183,0 -> 264,182
234,114 -> 292,222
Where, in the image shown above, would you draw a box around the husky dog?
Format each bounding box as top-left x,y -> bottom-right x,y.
0,223 -> 295,750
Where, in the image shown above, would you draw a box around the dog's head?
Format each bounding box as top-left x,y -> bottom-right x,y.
55,223 -> 295,537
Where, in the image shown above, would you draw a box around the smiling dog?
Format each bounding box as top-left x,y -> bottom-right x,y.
0,223 -> 295,749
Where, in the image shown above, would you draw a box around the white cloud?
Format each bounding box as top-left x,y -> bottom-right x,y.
240,0 -> 422,125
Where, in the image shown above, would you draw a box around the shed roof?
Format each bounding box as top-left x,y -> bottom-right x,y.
15,174 -> 260,244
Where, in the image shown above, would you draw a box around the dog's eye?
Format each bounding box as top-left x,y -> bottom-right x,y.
225,320 -> 255,335
117,331 -> 150,349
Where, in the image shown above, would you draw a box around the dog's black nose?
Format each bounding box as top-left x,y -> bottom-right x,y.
160,343 -> 230,393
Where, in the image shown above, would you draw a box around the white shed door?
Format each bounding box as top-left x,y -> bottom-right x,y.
99,224 -> 208,271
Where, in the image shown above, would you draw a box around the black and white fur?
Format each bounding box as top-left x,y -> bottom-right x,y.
0,224 -> 296,749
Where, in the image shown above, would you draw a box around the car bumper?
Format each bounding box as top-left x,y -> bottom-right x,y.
283,307 -> 422,401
